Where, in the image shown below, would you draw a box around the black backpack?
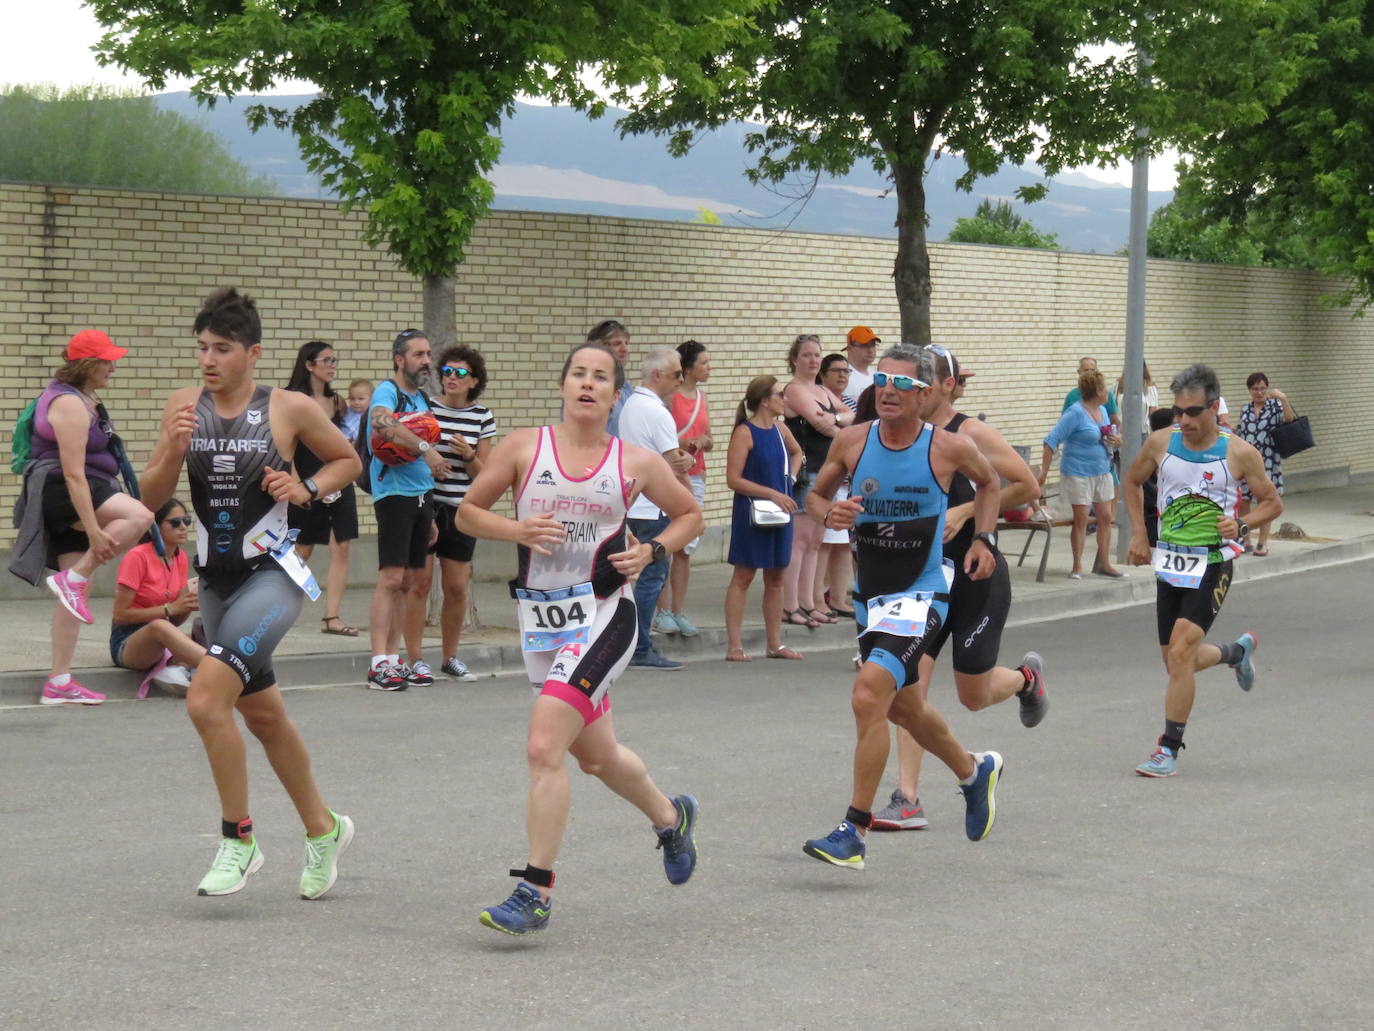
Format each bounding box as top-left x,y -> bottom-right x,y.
353,379 -> 428,494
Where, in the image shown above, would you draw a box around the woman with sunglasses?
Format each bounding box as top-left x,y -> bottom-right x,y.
781,334 -> 854,627
110,497 -> 207,695
428,345 -> 496,680
11,330 -> 154,704
285,340 -> 360,635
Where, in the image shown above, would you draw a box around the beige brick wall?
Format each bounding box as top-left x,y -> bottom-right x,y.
2,182 -> 1368,552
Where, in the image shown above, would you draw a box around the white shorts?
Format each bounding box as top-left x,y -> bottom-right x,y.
522,589 -> 636,724
1062,472 -> 1114,506
822,483 -> 850,545
683,474 -> 706,556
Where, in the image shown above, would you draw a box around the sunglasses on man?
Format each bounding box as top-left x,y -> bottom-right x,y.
872,371 -> 929,391
1172,403 -> 1211,418
440,366 -> 473,379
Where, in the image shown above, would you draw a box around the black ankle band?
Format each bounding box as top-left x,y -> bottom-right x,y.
510,864 -> 555,888
223,818 -> 252,840
845,806 -> 873,830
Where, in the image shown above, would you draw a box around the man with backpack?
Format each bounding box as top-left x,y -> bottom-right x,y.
363,329 -> 450,691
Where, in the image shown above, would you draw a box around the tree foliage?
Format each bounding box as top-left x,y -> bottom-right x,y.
947,200 -> 1058,250
1144,177 -> 1322,270
619,1 -> 1308,345
1169,0 -> 1373,305
0,84 -> 274,195
90,0 -> 758,342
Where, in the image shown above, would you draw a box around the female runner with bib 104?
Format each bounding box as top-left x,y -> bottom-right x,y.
457,342 -> 703,936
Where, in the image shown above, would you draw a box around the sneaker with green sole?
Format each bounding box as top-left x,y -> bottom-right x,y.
197,836 -> 264,896
299,811 -> 355,900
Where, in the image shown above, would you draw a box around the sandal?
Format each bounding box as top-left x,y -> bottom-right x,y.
766,646 -> 804,660
828,605 -> 856,618
725,648 -> 752,662
321,615 -> 359,637
805,607 -> 837,624
1252,544 -> 1269,557
783,608 -> 819,628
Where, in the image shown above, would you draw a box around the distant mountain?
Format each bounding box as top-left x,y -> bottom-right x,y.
153,93 -> 1172,253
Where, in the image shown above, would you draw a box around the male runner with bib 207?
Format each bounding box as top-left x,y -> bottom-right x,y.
1125,363 -> 1281,778
457,342 -> 703,935
142,288 -> 361,898
802,344 -> 1007,871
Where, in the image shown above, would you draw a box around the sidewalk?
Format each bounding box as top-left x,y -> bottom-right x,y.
5,484 -> 1373,704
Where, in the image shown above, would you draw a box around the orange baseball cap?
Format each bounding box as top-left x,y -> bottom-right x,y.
846,326 -> 880,346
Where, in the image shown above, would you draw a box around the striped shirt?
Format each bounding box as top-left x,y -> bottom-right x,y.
431,401 -> 496,507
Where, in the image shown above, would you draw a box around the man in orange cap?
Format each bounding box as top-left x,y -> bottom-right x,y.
843,326 -> 881,408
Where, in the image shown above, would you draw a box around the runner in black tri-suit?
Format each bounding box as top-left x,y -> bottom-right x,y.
142,288 -> 361,899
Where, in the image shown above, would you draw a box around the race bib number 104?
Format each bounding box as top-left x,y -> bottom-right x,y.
516,582 -> 596,652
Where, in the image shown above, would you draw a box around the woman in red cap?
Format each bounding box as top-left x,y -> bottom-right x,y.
15,330 -> 153,703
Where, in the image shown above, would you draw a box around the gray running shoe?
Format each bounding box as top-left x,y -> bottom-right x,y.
406,660 -> 434,687
870,788 -> 928,830
1016,651 -> 1049,728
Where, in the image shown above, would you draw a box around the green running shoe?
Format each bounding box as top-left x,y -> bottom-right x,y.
299,811 -> 355,900
197,836 -> 264,896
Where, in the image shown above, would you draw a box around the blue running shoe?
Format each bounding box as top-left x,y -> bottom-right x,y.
656,794 -> 699,885
479,882 -> 551,935
1135,740 -> 1178,778
960,751 -> 1004,842
1231,631 -> 1258,692
803,821 -> 866,869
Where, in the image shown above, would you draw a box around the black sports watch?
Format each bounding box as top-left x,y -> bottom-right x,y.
648,539 -> 667,564
1235,519 -> 1250,539
303,477 -> 320,500
973,531 -> 998,551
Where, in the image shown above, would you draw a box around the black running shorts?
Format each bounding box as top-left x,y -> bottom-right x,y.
1155,559 -> 1232,645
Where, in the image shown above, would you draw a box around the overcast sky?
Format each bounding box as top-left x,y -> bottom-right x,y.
4,0 -> 1179,190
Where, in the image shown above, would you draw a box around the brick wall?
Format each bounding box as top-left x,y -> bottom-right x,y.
2,182 -> 1368,552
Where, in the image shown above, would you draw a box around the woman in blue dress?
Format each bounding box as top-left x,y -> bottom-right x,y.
723,376 -> 806,661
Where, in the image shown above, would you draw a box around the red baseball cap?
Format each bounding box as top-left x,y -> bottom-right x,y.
846,326 -> 881,346
66,329 -> 128,362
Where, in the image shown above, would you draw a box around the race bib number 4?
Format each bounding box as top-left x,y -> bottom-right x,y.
1153,543 -> 1209,589
862,594 -> 932,639
515,582 -> 596,652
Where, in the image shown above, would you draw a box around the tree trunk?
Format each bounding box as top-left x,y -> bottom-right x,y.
891,159 -> 934,348
422,271 -> 456,630
422,272 -> 457,351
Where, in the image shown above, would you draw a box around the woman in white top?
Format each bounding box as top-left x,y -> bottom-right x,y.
1114,362 -> 1159,440
428,344 -> 497,679
457,343 -> 703,937
780,334 -> 853,626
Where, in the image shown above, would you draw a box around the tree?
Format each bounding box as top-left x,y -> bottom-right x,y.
0,84 -> 274,195
1169,1 -> 1373,305
91,0 -> 757,347
947,200 -> 1058,250
619,1 -> 1306,345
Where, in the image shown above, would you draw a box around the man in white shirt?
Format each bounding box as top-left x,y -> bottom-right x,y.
618,348 -> 696,670
842,326 -> 880,407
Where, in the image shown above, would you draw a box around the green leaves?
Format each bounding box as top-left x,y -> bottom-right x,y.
89,0 -> 763,281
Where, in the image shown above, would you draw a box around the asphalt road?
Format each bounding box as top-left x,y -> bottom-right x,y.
3,562 -> 1370,1030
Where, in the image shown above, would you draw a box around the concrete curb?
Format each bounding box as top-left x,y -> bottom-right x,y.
6,535 -> 1372,708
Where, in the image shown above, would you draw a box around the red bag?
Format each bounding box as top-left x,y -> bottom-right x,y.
371,410 -> 441,467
